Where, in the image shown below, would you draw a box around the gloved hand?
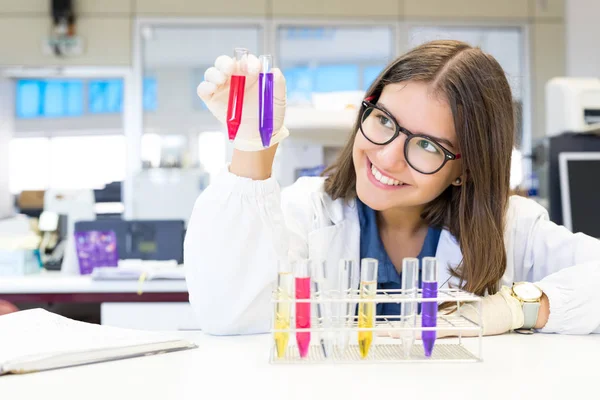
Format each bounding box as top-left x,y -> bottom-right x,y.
196,53 -> 289,151
440,285 -> 525,337
377,286 -> 525,339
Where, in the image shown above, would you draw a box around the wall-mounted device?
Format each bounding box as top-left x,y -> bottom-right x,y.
47,0 -> 82,57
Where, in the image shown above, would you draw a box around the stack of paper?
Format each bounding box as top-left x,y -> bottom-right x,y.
0,309 -> 197,375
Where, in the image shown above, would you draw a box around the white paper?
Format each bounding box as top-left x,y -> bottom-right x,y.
0,309 -> 185,366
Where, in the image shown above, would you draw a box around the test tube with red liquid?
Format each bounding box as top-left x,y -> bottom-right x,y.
226,48 -> 248,141
294,259 -> 311,358
258,54 -> 274,148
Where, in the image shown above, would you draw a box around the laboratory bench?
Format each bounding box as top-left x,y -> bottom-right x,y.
0,331 -> 596,400
0,271 -> 199,331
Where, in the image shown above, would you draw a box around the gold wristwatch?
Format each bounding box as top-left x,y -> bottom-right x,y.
511,282 -> 543,331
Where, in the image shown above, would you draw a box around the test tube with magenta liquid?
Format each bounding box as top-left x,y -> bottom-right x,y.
358,258 -> 378,359
226,48 -> 248,141
421,257 -> 439,357
258,54 -> 274,148
294,259 -> 311,358
274,260 -> 293,359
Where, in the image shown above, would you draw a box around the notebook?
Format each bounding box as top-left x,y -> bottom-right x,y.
90,260 -> 185,281
0,309 -> 197,375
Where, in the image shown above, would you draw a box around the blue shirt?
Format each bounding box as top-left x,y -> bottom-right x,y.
356,198 -> 442,317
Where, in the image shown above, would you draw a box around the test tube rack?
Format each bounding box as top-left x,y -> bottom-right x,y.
269,287 -> 483,364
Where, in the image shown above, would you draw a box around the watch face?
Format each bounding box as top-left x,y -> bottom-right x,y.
514,283 -> 542,301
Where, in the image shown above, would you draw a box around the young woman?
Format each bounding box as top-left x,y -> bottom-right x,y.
185,40 -> 600,336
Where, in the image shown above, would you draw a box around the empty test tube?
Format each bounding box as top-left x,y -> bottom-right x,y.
336,259 -> 356,355
312,260 -> 331,358
400,257 -> 419,358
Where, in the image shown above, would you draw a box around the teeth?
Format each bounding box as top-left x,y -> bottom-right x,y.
371,164 -> 403,186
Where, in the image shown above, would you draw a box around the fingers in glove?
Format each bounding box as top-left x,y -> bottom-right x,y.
204,67 -> 227,86
196,81 -> 217,102
215,55 -> 234,76
244,54 -> 261,86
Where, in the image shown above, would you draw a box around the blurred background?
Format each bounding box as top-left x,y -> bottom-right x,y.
0,0 -> 599,328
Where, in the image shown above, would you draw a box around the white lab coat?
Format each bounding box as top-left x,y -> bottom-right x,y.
184,167 -> 600,335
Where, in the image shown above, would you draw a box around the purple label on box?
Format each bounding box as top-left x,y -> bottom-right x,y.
74,230 -> 119,275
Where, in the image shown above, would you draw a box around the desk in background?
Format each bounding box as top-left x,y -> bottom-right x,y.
0,271 -> 199,331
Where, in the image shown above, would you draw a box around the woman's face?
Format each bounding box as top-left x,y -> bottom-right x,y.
353,80 -> 463,212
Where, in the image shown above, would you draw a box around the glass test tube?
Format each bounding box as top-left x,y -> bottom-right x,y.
336,259 -> 356,355
358,258 -> 378,359
294,259 -> 311,358
421,257 -> 439,357
400,257 -> 419,358
311,260 -> 331,358
258,54 -> 274,148
226,48 -> 248,141
274,260 -> 293,359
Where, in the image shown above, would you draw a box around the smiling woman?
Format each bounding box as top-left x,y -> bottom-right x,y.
325,41 -> 514,297
185,40 -> 600,338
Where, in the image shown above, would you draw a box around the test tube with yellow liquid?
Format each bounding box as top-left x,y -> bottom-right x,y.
358,258 -> 378,359
274,261 -> 294,359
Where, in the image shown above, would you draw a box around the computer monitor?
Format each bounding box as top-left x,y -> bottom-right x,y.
559,152 -> 600,238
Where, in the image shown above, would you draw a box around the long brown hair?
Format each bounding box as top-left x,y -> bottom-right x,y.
324,40 -> 514,296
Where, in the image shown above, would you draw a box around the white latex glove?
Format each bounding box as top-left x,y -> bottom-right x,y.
443,285 -> 525,337
378,286 -> 525,339
196,54 -> 289,151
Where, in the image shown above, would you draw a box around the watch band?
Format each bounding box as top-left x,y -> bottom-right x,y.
521,301 -> 540,330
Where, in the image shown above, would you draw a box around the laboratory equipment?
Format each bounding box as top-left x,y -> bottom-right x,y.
400,257 -> 418,358
312,260 -> 331,358
74,220 -> 184,264
558,152 -> 600,237
269,282 -> 483,364
258,54 -> 274,148
545,78 -> 600,137
546,133 -> 600,227
227,48 -> 248,141
38,211 -> 69,270
421,257 -> 438,357
74,230 -> 119,275
274,261 -> 293,359
336,259 -> 356,354
131,168 -> 209,226
294,259 -> 311,358
358,258 -> 378,359
44,189 -> 95,275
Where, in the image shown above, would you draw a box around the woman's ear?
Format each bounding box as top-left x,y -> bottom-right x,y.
452,174 -> 466,186
452,169 -> 468,187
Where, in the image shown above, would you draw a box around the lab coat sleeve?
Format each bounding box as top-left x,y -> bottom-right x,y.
183,167 -> 313,335
513,197 -> 600,334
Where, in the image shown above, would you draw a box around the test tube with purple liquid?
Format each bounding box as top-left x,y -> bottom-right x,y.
421,257 -> 438,357
258,54 -> 274,148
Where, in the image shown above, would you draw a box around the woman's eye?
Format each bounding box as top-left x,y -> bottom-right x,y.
418,140 -> 440,153
377,115 -> 394,130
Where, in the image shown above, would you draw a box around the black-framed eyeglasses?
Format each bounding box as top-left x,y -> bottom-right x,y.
359,100 -> 462,175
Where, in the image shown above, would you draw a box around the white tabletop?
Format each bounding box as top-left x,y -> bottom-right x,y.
0,332 -> 597,400
0,270 -> 188,294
